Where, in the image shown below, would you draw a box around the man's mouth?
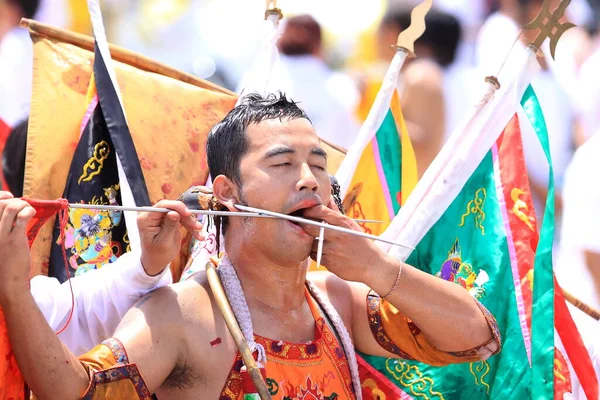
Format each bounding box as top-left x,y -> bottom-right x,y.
287,208 -> 308,226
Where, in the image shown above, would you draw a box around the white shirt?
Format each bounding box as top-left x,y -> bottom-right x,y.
556,135 -> 600,310
277,55 -> 360,150
442,62 -> 479,140
0,27 -> 33,127
31,251 -> 172,355
556,138 -> 600,398
476,12 -> 522,78
576,49 -> 600,140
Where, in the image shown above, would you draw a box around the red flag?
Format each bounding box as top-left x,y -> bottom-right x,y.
0,118 -> 11,191
0,198 -> 67,400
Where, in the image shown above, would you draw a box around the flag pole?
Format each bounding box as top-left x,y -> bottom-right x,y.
19,18 -> 235,96
336,0 -> 433,197
205,261 -> 272,400
563,290 -> 600,321
264,0 -> 283,20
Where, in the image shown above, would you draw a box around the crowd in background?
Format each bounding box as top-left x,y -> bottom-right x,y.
1,0 -> 600,332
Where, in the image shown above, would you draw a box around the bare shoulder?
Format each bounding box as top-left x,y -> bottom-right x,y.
308,271 -> 351,298
307,271 -> 370,328
115,270 -> 218,339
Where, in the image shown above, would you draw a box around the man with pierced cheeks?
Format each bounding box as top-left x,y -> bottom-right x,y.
0,93 -> 500,399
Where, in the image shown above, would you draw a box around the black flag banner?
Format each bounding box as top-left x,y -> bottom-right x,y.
49,43 -> 150,281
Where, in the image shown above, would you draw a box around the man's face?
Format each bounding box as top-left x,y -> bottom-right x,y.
229,117 -> 331,265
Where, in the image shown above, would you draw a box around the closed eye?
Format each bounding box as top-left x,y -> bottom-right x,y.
273,162 -> 291,168
311,165 -> 326,171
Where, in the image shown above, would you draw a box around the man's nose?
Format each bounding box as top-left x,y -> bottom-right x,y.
296,163 -> 320,192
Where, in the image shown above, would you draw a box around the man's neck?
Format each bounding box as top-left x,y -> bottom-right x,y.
225,239 -> 308,313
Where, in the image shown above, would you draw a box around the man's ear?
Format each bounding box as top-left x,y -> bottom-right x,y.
212,175 -> 240,212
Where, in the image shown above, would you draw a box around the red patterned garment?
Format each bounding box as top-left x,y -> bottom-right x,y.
220,287 -> 356,399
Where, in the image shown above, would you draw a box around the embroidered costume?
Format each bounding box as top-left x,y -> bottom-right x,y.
76,288 -> 500,399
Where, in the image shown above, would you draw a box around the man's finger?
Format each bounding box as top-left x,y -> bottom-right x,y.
0,200 -> 10,218
0,191 -> 14,200
179,215 -> 204,240
162,211 -> 181,231
12,206 -> 37,235
300,223 -> 322,237
327,196 -> 340,213
0,200 -> 32,236
302,205 -> 346,226
154,200 -> 193,218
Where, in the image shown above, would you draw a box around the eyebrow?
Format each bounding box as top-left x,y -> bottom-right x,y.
263,146 -> 328,160
264,146 -> 295,160
311,147 -> 328,160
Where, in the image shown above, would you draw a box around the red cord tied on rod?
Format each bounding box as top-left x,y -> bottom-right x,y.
22,198 -> 74,334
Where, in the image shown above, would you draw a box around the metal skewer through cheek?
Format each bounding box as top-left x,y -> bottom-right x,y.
316,226 -> 325,269
66,203 -> 414,250
67,204 -> 383,224
234,204 -> 414,250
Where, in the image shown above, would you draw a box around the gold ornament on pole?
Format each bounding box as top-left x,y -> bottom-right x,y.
392,0 -> 433,57
523,0 -> 575,60
265,0 -> 283,20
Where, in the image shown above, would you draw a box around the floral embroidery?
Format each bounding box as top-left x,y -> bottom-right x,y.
82,364 -> 152,400
366,291 -> 414,360
81,338 -> 151,399
220,290 -> 356,399
367,291 -> 501,360
102,337 -> 129,364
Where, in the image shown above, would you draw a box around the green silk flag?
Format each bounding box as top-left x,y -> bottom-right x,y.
360,86 -> 563,399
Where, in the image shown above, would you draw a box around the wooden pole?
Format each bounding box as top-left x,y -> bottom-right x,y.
19,18 -> 235,96
205,262 -> 272,400
563,289 -> 600,321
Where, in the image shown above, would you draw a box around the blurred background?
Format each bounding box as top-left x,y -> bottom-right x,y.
2,0 -> 600,311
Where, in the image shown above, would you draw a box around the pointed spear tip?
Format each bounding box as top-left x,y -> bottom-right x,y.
394,0 -> 434,56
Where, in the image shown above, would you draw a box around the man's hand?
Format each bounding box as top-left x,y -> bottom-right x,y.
0,191 -> 14,200
0,198 -> 36,303
138,200 -> 204,276
300,200 -> 393,283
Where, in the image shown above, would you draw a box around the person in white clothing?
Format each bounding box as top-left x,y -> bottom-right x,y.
555,134 -> 600,398
0,0 -> 38,130
275,14 -> 361,150
0,189 -> 172,355
1,121 -> 176,355
576,46 -> 600,142
556,134 -> 600,312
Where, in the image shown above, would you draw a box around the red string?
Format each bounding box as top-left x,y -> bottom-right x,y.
20,197 -> 75,335
54,200 -> 74,335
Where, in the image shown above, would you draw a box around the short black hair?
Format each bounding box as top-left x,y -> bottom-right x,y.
206,92 -> 310,185
279,14 -> 322,56
3,119 -> 28,197
7,0 -> 40,19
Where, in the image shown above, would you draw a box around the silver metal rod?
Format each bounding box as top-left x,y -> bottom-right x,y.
68,203 -> 268,218
235,204 -> 414,250
67,203 -> 411,248
316,226 -> 325,269
67,203 -> 384,224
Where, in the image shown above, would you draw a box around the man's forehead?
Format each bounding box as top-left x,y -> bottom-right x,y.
245,117 -> 320,147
